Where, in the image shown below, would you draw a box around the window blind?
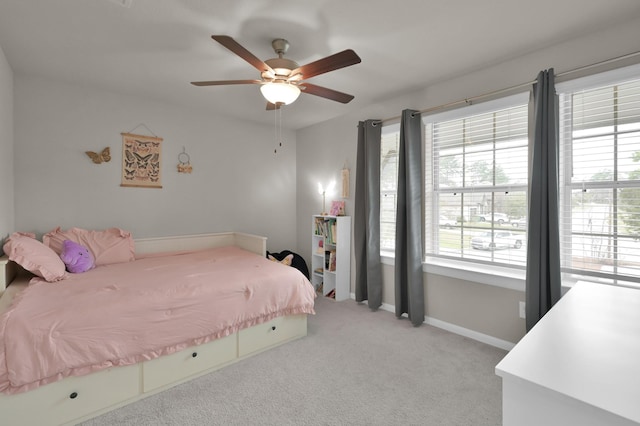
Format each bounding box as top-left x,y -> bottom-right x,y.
559,77 -> 640,283
425,102 -> 529,267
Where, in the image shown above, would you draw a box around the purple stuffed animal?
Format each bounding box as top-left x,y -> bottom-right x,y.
60,239 -> 95,273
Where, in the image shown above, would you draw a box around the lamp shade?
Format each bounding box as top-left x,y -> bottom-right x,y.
260,82 -> 301,105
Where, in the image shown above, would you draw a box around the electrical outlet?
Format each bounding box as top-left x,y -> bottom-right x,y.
519,301 -> 526,319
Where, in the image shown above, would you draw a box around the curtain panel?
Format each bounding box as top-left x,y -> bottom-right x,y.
354,120 -> 383,310
394,110 -> 425,326
526,69 -> 562,331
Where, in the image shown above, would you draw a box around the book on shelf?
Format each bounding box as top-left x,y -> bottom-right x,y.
314,217 -> 326,236
328,250 -> 336,272
331,220 -> 337,244
323,218 -> 336,245
314,216 -> 339,245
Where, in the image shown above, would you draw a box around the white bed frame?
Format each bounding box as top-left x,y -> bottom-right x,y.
0,232 -> 308,426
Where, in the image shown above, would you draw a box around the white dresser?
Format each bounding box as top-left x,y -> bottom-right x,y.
496,281 -> 640,426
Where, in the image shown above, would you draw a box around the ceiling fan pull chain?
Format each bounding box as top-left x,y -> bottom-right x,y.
272,105 -> 285,154
279,107 -> 283,149
274,105 -> 279,154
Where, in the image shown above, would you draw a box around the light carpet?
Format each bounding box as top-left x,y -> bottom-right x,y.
80,296 -> 506,426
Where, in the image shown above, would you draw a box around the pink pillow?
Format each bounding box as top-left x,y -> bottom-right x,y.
2,233 -> 67,282
43,227 -> 135,267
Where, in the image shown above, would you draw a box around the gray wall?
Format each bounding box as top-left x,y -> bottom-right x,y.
13,75 -> 298,252
296,15 -> 640,346
0,42 -> 13,251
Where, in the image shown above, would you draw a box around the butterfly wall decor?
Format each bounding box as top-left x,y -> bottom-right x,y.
85,147 -> 111,164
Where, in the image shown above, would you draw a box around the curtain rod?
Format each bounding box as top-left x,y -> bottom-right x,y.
377,49 -> 640,125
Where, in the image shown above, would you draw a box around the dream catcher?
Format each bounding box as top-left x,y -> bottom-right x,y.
177,147 -> 193,174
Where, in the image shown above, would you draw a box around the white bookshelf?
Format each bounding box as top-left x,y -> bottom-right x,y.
311,215 -> 351,301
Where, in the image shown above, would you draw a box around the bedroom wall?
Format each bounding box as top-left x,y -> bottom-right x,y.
0,42 -> 13,252
296,15 -> 640,346
13,75 -> 298,252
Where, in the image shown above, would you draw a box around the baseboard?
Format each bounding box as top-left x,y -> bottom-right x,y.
352,293 -> 515,351
422,316 -> 515,351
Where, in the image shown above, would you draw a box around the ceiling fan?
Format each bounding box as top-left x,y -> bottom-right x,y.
191,35 -> 361,110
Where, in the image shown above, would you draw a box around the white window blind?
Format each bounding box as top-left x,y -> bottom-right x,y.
380,124 -> 400,252
425,99 -> 529,267
558,75 -> 640,284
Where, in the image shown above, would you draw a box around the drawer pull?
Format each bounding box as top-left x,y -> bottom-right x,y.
69,392 -> 78,399
271,326 -> 276,331
192,352 -> 198,358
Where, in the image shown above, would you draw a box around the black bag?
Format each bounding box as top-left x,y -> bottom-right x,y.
266,250 -> 310,279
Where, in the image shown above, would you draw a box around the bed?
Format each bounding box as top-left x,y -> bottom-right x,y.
0,231 -> 315,426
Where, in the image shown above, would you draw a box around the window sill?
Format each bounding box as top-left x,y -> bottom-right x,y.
381,252 -> 526,292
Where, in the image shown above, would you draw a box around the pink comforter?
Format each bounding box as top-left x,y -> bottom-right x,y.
0,246 -> 315,394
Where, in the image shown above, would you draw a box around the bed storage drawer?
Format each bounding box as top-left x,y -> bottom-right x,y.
142,334 -> 237,392
0,364 -> 140,426
238,314 -> 307,357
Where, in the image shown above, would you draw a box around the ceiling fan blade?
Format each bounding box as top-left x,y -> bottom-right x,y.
300,83 -> 355,104
290,49 -> 361,80
191,79 -> 262,87
266,102 -> 282,111
211,35 -> 274,76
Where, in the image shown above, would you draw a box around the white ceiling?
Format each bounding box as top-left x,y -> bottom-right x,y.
1,0 -> 640,130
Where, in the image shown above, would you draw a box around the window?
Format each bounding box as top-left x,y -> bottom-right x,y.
380,124 -> 400,252
424,94 -> 529,267
558,68 -> 640,284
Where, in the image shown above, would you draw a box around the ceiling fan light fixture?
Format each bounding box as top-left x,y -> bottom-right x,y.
260,82 -> 301,105
192,36 -> 360,108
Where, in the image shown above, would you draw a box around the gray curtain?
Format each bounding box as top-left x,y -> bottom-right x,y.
526,69 -> 561,331
394,110 -> 424,326
354,120 -> 382,310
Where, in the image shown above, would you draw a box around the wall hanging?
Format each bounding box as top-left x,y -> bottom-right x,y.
85,147 -> 111,164
177,147 -> 193,173
341,163 -> 350,198
120,132 -> 163,188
